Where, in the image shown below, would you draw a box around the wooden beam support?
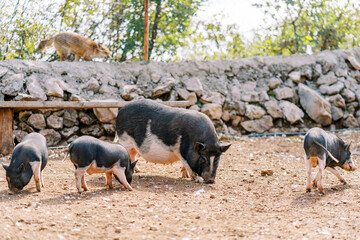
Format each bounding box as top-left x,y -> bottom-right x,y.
0,109 -> 14,155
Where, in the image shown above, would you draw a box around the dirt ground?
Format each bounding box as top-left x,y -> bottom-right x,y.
1,131 -> 360,239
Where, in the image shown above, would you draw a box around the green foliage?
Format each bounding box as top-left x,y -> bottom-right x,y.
253,0 -> 360,56
0,0 -> 206,61
0,1 -> 58,60
178,13 -> 249,61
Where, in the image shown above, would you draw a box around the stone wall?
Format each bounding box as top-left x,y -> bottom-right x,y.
1,48 -> 360,146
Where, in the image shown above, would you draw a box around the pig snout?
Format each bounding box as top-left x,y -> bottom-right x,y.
201,173 -> 215,184
342,161 -> 357,171
206,178 -> 215,184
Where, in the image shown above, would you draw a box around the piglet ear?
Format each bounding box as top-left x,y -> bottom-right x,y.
346,141 -> 352,151
130,160 -> 138,169
18,163 -> 24,173
194,142 -> 206,152
220,144 -> 231,153
2,164 -> 8,171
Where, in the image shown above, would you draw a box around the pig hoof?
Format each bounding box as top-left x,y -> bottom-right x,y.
306,188 -> 311,193
312,181 -> 317,188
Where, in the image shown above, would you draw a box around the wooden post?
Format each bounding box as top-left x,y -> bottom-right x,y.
144,0 -> 150,61
0,109 -> 14,155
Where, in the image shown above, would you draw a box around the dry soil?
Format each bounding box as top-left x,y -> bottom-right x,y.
1,131 -> 360,239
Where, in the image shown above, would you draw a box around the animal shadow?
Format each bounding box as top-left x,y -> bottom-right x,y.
291,183 -> 354,208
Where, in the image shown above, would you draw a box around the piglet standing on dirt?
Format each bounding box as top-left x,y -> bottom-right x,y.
304,127 -> 356,194
2,133 -> 48,194
65,136 -> 137,193
115,99 -> 231,183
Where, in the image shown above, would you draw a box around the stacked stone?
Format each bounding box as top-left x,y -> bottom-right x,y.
0,48 -> 360,146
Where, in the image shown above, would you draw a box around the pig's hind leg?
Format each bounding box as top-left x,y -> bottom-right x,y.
75,168 -> 88,193
105,171 -> 113,188
30,161 -> 42,192
316,153 -> 326,194
305,155 -> 313,192
40,170 -> 45,188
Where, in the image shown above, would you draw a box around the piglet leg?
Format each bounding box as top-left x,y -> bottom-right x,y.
326,167 -> 347,184
113,165 -> 133,191
75,169 -> 87,193
317,155 -> 326,194
305,157 -> 312,192
30,162 -> 42,192
105,171 -> 113,188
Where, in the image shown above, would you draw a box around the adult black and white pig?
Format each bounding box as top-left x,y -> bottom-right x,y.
115,100 -> 231,183
66,136 -> 137,193
2,133 -> 48,193
304,127 -> 356,194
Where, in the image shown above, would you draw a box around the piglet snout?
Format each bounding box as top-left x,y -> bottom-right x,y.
342,162 -> 357,171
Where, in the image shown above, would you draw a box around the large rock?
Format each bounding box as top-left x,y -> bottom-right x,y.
264,100 -> 283,119
317,72 -> 338,86
343,114 -> 359,128
27,78 -> 47,100
347,51 -> 360,70
201,103 -> 222,120
27,114 -> 46,130
331,106 -> 344,121
46,114 -> 63,130
85,78 -> 100,92
274,87 -> 294,100
151,78 -> 175,98
177,88 -> 197,105
93,100 -> 118,123
80,124 -> 105,137
60,126 -> 79,139
289,71 -> 301,83
79,112 -> 94,125
44,78 -> 64,97
327,94 -> 346,108
40,129 -> 62,146
279,101 -> 304,124
241,91 -> 260,103
240,116 -> 273,133
319,81 -> 344,95
63,109 -> 78,127
267,77 -> 282,89
200,92 -> 225,105
121,85 -> 138,101
245,105 -> 265,120
341,89 -> 356,102
299,83 -> 331,126
184,77 -> 203,96
1,74 -> 23,96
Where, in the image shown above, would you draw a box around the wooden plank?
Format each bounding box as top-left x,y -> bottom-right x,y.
0,100 -> 190,110
0,109 -> 14,155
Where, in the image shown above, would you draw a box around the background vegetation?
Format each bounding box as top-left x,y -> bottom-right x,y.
0,0 -> 359,62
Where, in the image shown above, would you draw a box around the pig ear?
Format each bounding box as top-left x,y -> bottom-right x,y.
97,43 -> 102,49
17,163 -> 24,173
130,160 -> 138,169
2,164 -> 8,171
195,142 -> 206,152
220,144 -> 231,153
345,141 -> 352,151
